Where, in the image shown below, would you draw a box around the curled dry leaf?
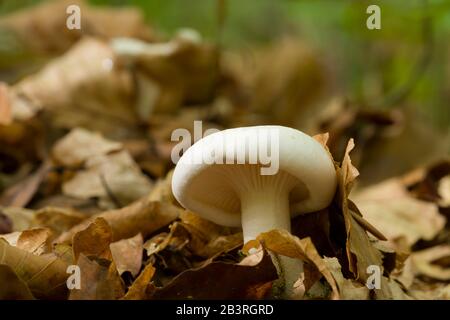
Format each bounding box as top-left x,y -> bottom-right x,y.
112,30 -> 219,117
123,263 -> 156,300
32,207 -> 87,238
52,127 -> 122,167
323,257 -> 369,300
72,217 -> 113,261
0,211 -> 12,234
69,254 -> 125,300
438,175 -> 450,207
62,150 -> 153,209
243,229 -> 339,300
6,38 -> 136,135
56,197 -> 181,244
0,161 -> 50,207
0,207 -> 35,232
110,233 -> 144,277
337,140 -> 386,282
0,228 -> 52,255
352,178 -> 445,246
411,245 -> 450,281
150,250 -> 278,300
0,239 -> 68,299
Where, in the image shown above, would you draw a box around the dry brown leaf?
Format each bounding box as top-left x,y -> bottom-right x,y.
0,207 -> 35,232
14,228 -> 52,255
352,179 -> 445,246
438,175 -> 450,207
72,217 -> 113,261
62,150 -> 153,209
244,229 -> 339,300
0,0 -> 153,56
324,257 -> 370,300
0,211 -> 13,234
113,31 -> 219,117
56,198 -> 181,244
0,239 -> 68,299
110,233 -> 143,277
6,38 -> 137,135
0,83 -> 12,125
123,263 -> 156,300
0,161 -> 50,207
33,207 -> 87,237
150,250 -> 277,299
0,264 -> 35,300
411,245 -> 450,281
69,254 -> 125,300
52,127 -> 122,167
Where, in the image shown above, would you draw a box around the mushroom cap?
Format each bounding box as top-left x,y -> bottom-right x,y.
172,126 -> 337,227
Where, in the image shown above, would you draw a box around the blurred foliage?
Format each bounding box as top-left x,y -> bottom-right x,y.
0,0 -> 449,129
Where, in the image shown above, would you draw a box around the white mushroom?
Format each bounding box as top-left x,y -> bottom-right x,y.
172,125 -> 337,298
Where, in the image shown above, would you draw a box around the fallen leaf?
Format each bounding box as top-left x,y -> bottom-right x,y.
0,239 -> 68,299
15,228 -> 52,255
110,233 -> 143,277
150,250 -> 277,299
62,150 -> 153,208
0,161 -> 50,207
0,83 -> 12,125
244,229 -> 339,300
324,257 -> 370,300
0,207 -> 35,231
352,179 -> 445,246
411,245 -> 450,281
69,254 -> 125,300
123,263 -> 156,300
52,127 -> 122,167
72,217 -> 113,261
0,264 -> 35,300
56,198 -> 181,243
33,207 -> 87,237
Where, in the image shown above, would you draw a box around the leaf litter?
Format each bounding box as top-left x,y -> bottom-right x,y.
0,0 -> 448,300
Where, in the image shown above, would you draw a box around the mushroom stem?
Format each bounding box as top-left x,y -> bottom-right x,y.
240,185 -> 304,299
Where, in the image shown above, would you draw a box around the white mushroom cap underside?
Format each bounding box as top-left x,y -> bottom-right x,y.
172,126 -> 337,227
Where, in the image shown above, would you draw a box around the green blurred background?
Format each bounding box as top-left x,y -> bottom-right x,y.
1,0 -> 449,129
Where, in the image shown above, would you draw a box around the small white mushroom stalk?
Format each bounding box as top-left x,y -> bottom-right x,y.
222,165 -> 304,298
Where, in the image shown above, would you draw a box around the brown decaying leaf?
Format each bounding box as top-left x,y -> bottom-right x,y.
72,217 -> 113,261
6,228 -> 52,255
32,207 -> 87,238
123,263 -> 156,300
0,211 -> 13,234
324,258 -> 369,300
0,207 -> 35,232
0,265 -> 35,300
244,229 -> 339,300
56,197 -> 181,244
69,254 -> 125,300
62,150 -> 153,209
411,245 -> 450,281
352,178 -> 445,246
110,233 -> 144,277
52,127 -> 122,167
0,239 -> 68,299
150,250 -> 278,299
0,161 -> 50,207
0,0 -> 153,56
0,83 -> 12,125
